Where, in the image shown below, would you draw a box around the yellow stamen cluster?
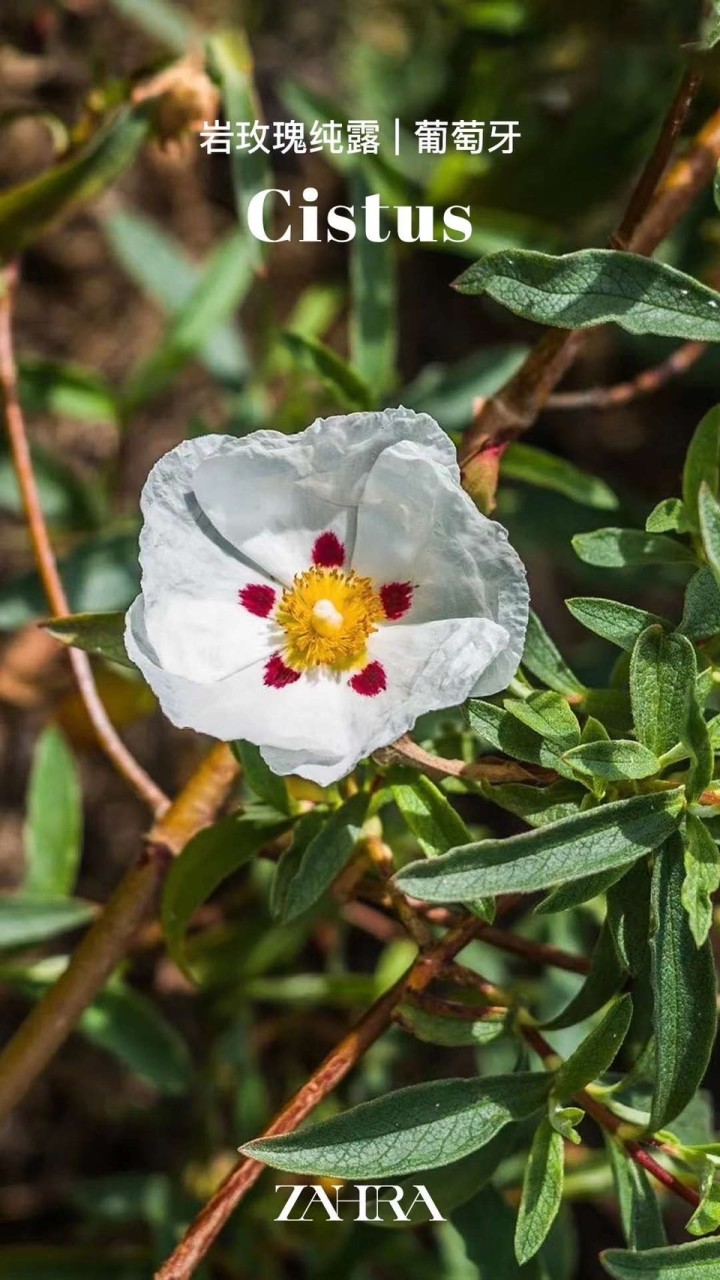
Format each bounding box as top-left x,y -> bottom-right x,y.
276,567 -> 384,672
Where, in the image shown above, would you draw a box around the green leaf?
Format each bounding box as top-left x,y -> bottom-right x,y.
0,105 -> 151,258
698,481 -> 720,585
232,741 -> 290,816
273,792 -> 369,922
566,598 -> 669,652
454,249 -> 720,342
104,209 -> 248,388
123,229 -> 255,413
536,866 -> 628,915
504,691 -> 580,749
107,0 -> 194,51
563,740 -> 660,782
630,626 -> 697,757
24,727 -> 82,898
395,790 -> 682,904
687,1155 -> 720,1237
605,1135 -> 666,1250
452,1183 -> 542,1280
555,995 -> 633,1098
650,835 -> 717,1131
572,529 -> 695,569
403,347 -> 528,431
390,772 -> 471,858
481,779 -> 586,828
544,920 -> 627,1031
681,814 -> 720,948
350,172 -> 397,396
606,860 -> 652,976
241,1072 -> 552,1179
602,1239 -> 720,1278
43,611 -> 133,669
502,442 -> 618,510
377,1128 -> 522,1229
161,815 -> 289,977
514,1118 -> 564,1265
645,498 -> 690,535
522,610 -> 586,696
465,699 -> 576,778
0,897 -> 93,949
269,810 -> 325,922
207,30 -> 271,273
18,357 -> 118,427
397,1002 -> 507,1047
680,568 -> 720,641
281,331 -> 372,410
683,406 -> 720,530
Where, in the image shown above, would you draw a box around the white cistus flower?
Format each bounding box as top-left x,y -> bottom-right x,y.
125,408 -> 529,785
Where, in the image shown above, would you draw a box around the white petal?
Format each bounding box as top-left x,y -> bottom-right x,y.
352,441 -> 528,694
136,435 -> 276,682
192,407 -> 456,585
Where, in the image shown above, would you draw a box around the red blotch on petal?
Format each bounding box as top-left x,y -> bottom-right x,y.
312,531 -> 345,568
380,582 -> 413,620
264,654 -> 302,688
349,661 -> 387,697
240,584 -> 276,617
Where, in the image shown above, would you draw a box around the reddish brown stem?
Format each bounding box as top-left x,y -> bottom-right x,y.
547,340 -> 707,410
0,262 -> 169,817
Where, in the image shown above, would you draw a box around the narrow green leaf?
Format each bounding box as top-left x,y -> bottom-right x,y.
241,1072 -> 552,1179
572,529 -> 695,569
566,598 -> 669,653
630,626 -> 696,757
682,814 -> 720,948
391,772 -> 471,858
465,699 -> 576,778
504,691 -> 580,749
602,1239 -> 720,1278
605,1135 -> 666,1250
606,860 -> 652,976
269,810 -> 325,922
395,790 -> 682,904
502,442 -> 618,510
646,498 -> 689,535
104,208 -> 248,387
522,610 -> 586,696
544,920 -> 626,1031
537,865 -> 628,914
43,611 -> 133,669
555,995 -> 633,1098
207,30 -> 271,272
122,230 -> 255,412
515,1119 -> 564,1265
0,897 -> 93,949
281,331 -> 372,410
18,357 -> 118,427
452,1183 -> 542,1280
679,568 -> 720,641
350,172 -> 397,396
232,741 -> 290,816
481,779 -> 586,828
683,406 -> 720,530
563,740 -> 660,782
275,792 -> 369,922
24,727 -> 82,898
397,1002 -> 507,1047
650,835 -> 717,1131
454,249 -> 720,343
378,1128 -> 521,1229
698,481 -> 720,585
404,347 -> 528,431
687,1155 -> 720,1237
161,816 -> 289,977
107,0 -> 194,51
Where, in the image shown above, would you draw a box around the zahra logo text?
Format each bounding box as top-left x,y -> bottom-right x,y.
274,1183 -> 446,1223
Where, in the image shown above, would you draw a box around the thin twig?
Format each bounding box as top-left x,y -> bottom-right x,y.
376,734 -> 556,785
0,262 -> 169,816
154,915 -> 483,1280
461,74 -> 712,456
0,743 -> 239,1121
547,340 -> 707,410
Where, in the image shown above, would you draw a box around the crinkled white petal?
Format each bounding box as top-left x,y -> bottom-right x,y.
127,590 -> 508,785
352,440 -> 528,694
134,434 -> 276,683
192,407 -> 457,585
